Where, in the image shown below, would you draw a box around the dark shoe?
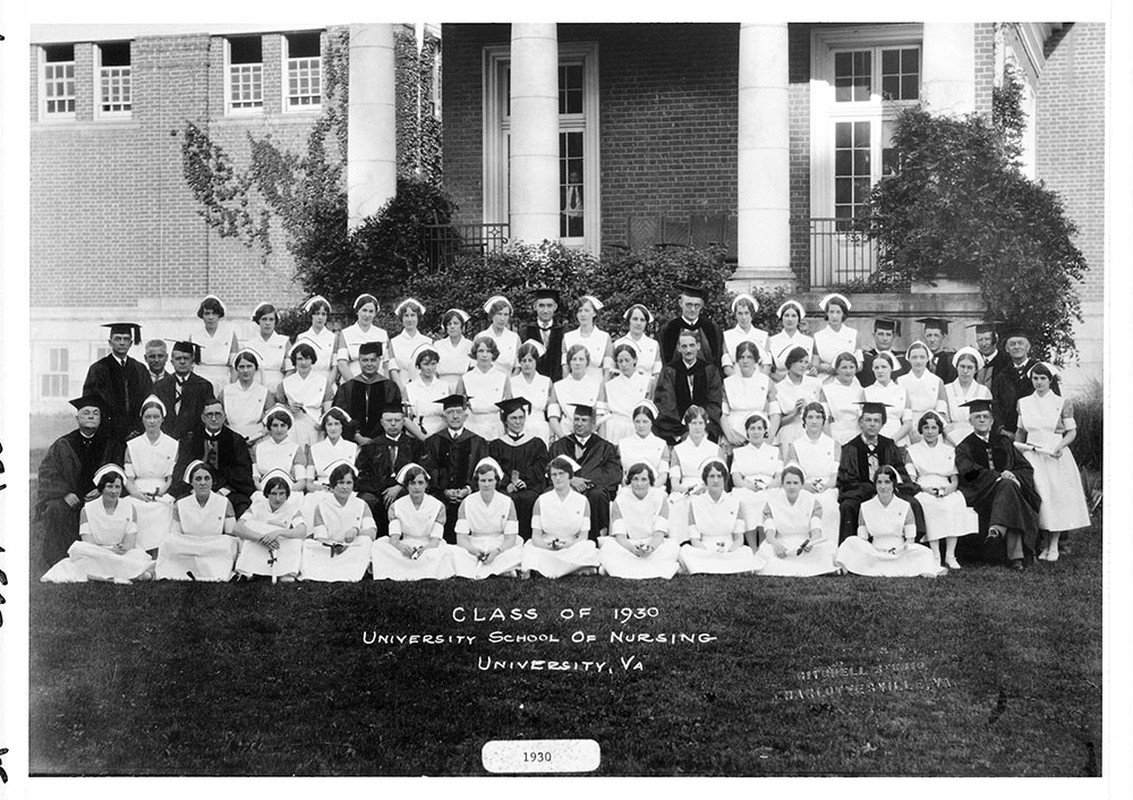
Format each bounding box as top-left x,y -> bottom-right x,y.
1008,559 -> 1025,572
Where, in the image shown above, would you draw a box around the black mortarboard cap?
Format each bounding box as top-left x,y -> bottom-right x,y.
102,322 -> 142,345
873,317 -> 899,334
69,394 -> 104,412
170,340 -> 202,364
676,282 -> 708,300
359,341 -> 384,357
571,403 -> 597,417
999,326 -> 1032,342
531,287 -> 560,303
960,399 -> 994,414
966,320 -> 1001,335
854,401 -> 891,416
438,394 -> 468,411
496,397 -> 532,415
915,317 -> 951,333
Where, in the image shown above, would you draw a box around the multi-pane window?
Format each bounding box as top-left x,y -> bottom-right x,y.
834,47 -> 920,104
99,41 -> 132,115
881,48 -> 920,101
41,348 -> 70,398
558,64 -> 584,114
834,121 -> 872,229
43,44 -> 75,117
559,132 -> 584,238
228,36 -> 263,112
285,32 -> 321,110
834,51 -> 871,102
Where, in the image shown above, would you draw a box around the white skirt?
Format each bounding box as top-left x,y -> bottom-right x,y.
234,525 -> 304,577
1023,448 -> 1092,532
155,533 -> 239,581
521,539 -> 600,578
914,490 -> 979,542
299,537 -> 373,582
835,536 -> 945,577
132,482 -> 174,551
732,487 -> 775,531
752,535 -> 838,577
197,364 -> 232,398
371,537 -> 456,581
41,541 -> 155,583
451,535 -> 524,579
597,536 -> 679,579
678,540 -> 758,574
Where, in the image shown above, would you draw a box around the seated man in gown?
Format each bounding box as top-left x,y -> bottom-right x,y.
170,398 -> 256,518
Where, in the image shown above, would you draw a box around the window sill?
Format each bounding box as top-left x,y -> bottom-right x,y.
32,119 -> 141,132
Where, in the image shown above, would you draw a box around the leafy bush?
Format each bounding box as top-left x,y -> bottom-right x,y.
1068,378 -> 1103,473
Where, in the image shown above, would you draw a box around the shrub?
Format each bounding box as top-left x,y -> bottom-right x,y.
1068,378 -> 1103,474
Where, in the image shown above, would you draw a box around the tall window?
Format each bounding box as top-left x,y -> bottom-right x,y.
98,41 -> 132,116
42,44 -> 75,119
41,348 -> 70,398
484,43 -> 600,252
227,36 -> 263,113
285,32 -> 322,111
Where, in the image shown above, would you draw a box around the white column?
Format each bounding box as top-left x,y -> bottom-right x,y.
736,23 -> 793,286
509,23 -> 560,244
347,23 -> 397,231
922,23 -> 976,115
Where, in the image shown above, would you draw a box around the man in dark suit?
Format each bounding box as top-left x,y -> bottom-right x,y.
332,341 -> 402,447
659,283 -> 725,368
652,329 -> 724,444
990,328 -> 1040,437
82,322 -> 152,452
917,317 -> 957,385
954,398 -> 1041,570
170,398 -> 255,517
356,402 -> 429,534
33,395 -> 115,576
144,339 -> 171,386
424,394 -> 488,543
548,404 -> 622,539
519,287 -> 565,382
970,321 -> 1012,387
154,341 -> 215,441
836,402 -> 924,543
858,318 -> 909,387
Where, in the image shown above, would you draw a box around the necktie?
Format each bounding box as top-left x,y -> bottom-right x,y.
575,441 -> 585,461
175,377 -> 184,416
389,441 -> 399,473
867,445 -> 879,481
204,436 -> 218,469
540,327 -> 550,346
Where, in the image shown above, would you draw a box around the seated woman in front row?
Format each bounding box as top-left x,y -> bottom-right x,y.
156,461 -> 238,581
232,469 -> 306,582
753,463 -> 838,577
42,464 -> 155,583
599,462 -> 680,580
523,455 -> 601,578
835,465 -> 945,578
372,463 -> 455,581
301,461 -> 376,582
453,457 -> 524,579
678,457 -> 759,575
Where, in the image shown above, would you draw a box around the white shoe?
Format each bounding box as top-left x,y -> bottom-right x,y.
1036,549 -> 1050,561
1047,548 -> 1060,562
945,557 -> 961,570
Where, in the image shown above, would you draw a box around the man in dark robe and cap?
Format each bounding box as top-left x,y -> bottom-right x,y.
488,397 -> 549,539
858,318 -> 910,387
332,341 -> 403,447
33,395 -> 115,575
356,401 -> 429,534
659,283 -> 725,369
917,317 -> 957,385
425,394 -> 488,543
990,328 -> 1041,437
170,398 -> 255,517
82,322 -> 152,455
548,403 -> 622,539
653,329 -> 724,444
970,321 -> 1012,387
520,287 -> 566,382
153,340 -> 215,440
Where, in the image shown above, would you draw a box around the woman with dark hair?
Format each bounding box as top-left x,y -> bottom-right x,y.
601,342 -> 650,445
488,397 -> 548,539
668,405 -> 726,543
296,295 -> 340,390
191,294 -> 239,396
548,343 -> 606,439
562,295 -> 613,380
123,395 -> 178,552
301,461 -> 376,582
729,411 -> 782,542
678,457 -> 759,574
812,293 -> 860,378
510,340 -> 553,445
1015,362 -> 1092,561
453,458 -> 524,578
404,343 -> 448,440
42,465 -> 155,583
303,407 -> 358,521
943,347 -> 991,446
721,293 -> 770,377
774,345 -> 823,449
600,462 -> 679,579
156,461 -> 239,581
247,302 -> 291,392
722,339 -> 778,447
768,300 -> 814,378
617,401 -> 671,485
335,293 -> 392,383
252,405 -> 308,496
753,463 -> 838,576
372,463 -> 455,580
818,351 -> 865,445
613,304 -> 662,380
907,411 -> 978,570
477,295 -> 521,376
390,298 -> 432,387
522,456 -> 600,578
835,465 -> 944,577
276,341 -> 334,447
233,470 -> 306,581
899,341 -> 948,445
435,308 -> 474,392
458,335 -> 513,441
863,351 -> 911,444
220,348 -> 271,443
784,401 -> 841,544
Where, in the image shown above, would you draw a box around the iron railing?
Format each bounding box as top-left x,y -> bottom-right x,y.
808,216 -> 879,288
423,223 -> 509,269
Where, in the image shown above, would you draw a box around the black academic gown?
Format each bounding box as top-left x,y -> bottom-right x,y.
955,430 -> 1041,556
835,434 -> 923,542
425,428 -> 488,543
991,358 -> 1038,436
927,350 -> 957,385
154,372 -> 216,441
34,428 -> 115,575
83,354 -> 152,450
489,432 -> 550,538
332,376 -> 404,441
170,425 -> 255,517
652,357 -> 724,445
548,434 -> 622,539
355,433 -> 430,533
520,322 -> 565,382
975,349 -> 1013,388
660,316 -> 725,369
857,350 -> 911,388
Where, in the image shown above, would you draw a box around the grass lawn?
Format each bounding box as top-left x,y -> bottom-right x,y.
29,525 -> 1102,777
